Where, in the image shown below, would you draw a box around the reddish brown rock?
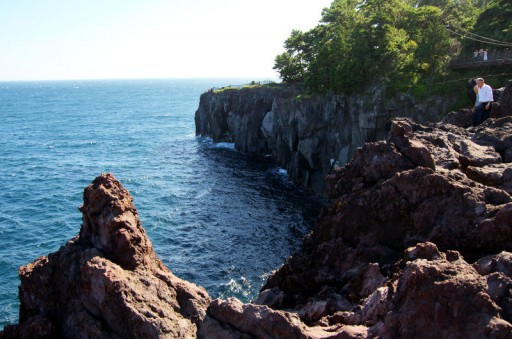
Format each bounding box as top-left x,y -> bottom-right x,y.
442,108 -> 474,128
378,244 -> 511,338
466,163 -> 512,186
472,116 -> 512,156
2,174 -> 210,338
389,119 -> 436,170
199,298 -> 368,339
3,112 -> 512,337
260,117 -> 512,337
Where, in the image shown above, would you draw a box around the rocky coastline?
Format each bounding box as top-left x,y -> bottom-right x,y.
195,85 -> 455,195
2,84 -> 512,338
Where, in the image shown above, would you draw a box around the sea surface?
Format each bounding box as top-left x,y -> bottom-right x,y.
0,79 -> 322,328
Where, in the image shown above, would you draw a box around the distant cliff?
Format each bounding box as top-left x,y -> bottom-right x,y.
195,85 -> 453,194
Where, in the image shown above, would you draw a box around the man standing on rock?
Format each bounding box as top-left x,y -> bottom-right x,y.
473,77 -> 493,126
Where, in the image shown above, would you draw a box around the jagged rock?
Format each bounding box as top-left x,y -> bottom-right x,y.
484,187 -> 512,205
2,174 -> 210,338
474,252 -> 512,322
389,119 -> 436,170
198,298 -> 368,339
260,116 -> 512,337
465,163 -> 512,186
4,84 -> 512,338
404,241 -> 443,261
319,243 -> 512,338
377,244 -> 511,338
472,116 -> 512,155
442,108 -> 475,128
474,251 -> 512,276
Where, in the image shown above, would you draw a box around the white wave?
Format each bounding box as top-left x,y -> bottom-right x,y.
196,136 -> 235,150
272,168 -> 288,176
213,142 -> 235,150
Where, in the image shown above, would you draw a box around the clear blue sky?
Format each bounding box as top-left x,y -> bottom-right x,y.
0,0 -> 332,81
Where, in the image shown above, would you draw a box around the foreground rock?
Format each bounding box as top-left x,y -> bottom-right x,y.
258,117 -> 512,337
1,174 -> 210,338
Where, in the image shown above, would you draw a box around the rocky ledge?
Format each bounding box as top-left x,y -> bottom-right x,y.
3,102 -> 512,338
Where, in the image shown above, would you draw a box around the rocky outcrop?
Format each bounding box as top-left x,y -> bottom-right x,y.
1,174 -> 210,338
195,85 -> 454,194
257,116 -> 512,337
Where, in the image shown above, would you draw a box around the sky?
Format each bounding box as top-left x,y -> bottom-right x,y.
0,0 -> 333,81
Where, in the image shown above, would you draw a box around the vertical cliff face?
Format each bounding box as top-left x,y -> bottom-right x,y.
195,85 -> 452,194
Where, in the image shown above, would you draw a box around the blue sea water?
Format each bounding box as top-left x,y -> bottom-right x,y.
0,79 -> 322,328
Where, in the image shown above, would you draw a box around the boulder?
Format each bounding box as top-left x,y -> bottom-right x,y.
378,244 -> 511,338
472,116 -> 512,154
260,116 -> 512,337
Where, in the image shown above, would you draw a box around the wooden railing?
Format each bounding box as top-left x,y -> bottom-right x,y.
450,48 -> 512,70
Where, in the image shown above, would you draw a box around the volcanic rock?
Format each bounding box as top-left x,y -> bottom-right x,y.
260,117 -> 512,337
1,174 -> 210,338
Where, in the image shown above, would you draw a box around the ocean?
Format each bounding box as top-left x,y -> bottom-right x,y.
0,79 -> 322,328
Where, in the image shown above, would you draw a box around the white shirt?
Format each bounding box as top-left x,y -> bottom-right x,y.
478,84 -> 493,103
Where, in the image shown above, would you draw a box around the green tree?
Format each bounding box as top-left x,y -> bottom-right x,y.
470,0 -> 512,50
273,52 -> 304,83
272,0 -> 499,96
273,30 -> 309,83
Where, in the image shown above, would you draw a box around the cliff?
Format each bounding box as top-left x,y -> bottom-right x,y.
195,85 -> 453,194
2,86 -> 512,338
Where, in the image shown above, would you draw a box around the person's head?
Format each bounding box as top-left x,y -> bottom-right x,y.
476,77 -> 485,88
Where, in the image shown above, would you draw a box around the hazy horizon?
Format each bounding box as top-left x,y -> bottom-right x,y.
0,76 -> 280,83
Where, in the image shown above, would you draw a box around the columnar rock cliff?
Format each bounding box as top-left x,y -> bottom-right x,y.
195,85 -> 452,194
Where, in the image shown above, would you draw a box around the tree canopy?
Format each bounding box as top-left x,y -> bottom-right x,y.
273,0 -> 508,96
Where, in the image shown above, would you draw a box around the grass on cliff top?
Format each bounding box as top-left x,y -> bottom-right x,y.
211,81 -> 281,93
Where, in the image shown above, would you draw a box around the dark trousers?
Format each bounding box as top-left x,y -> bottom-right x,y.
473,102 -> 492,126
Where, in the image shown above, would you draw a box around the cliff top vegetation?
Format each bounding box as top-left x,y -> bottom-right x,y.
273,0 -> 512,98
210,80 -> 282,94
